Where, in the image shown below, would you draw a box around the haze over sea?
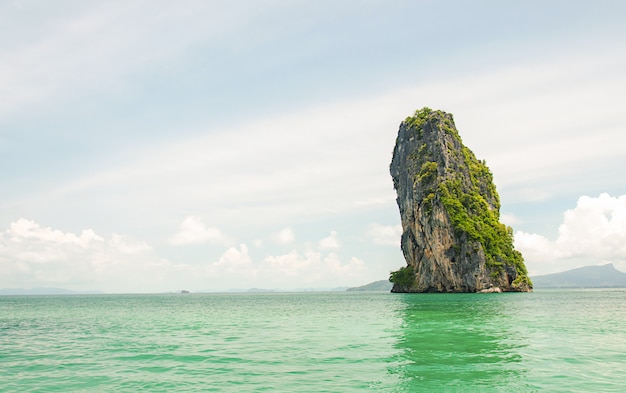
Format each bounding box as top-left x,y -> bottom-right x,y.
2,290 -> 625,392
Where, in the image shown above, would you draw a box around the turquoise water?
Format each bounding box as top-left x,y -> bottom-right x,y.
1,290 -> 625,392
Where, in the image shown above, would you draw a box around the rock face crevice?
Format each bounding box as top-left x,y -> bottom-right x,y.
389,108 -> 532,293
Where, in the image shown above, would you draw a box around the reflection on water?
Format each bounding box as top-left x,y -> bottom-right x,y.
388,293 -> 531,392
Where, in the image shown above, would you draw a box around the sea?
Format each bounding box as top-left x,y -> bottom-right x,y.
1,290 -> 624,392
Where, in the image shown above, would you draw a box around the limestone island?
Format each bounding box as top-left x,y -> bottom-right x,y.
389,108 -> 532,293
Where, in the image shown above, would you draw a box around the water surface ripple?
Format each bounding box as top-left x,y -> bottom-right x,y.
1,290 -> 624,392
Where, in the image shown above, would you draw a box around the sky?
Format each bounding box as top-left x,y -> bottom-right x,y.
1,0 -> 626,293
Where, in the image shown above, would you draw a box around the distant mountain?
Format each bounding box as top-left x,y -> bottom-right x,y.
531,264 -> 626,288
347,280 -> 393,292
216,287 -> 349,293
246,288 -> 276,293
0,287 -> 104,295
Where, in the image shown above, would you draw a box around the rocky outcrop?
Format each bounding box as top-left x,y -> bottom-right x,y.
389,108 -> 532,293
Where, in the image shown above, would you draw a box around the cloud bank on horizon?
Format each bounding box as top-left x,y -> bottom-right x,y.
1,1 -> 626,292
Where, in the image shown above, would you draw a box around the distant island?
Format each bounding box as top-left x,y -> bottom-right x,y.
0,287 -> 104,295
531,264 -> 626,288
347,280 -> 393,292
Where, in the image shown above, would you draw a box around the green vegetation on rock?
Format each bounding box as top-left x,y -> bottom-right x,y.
389,265 -> 415,290
404,107 -> 433,129
438,178 -> 526,276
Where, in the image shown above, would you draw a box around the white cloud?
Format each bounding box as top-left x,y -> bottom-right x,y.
198,245 -> 372,290
271,227 -> 295,245
318,230 -> 340,250
168,216 -> 229,246
260,250 -> 367,287
0,218 -> 183,293
366,223 -> 402,246
554,194 -> 626,260
323,254 -> 366,278
1,219 -> 106,268
514,231 -> 558,266
211,244 -> 253,273
6,218 -> 103,249
515,193 -> 626,275
0,218 -> 391,291
263,250 -> 312,278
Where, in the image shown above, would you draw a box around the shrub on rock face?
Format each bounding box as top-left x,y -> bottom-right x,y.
389,265 -> 415,292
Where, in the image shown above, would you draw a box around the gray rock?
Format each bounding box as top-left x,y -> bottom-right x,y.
389,108 -> 532,293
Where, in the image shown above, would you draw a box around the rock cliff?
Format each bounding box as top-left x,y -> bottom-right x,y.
389,108 -> 532,293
